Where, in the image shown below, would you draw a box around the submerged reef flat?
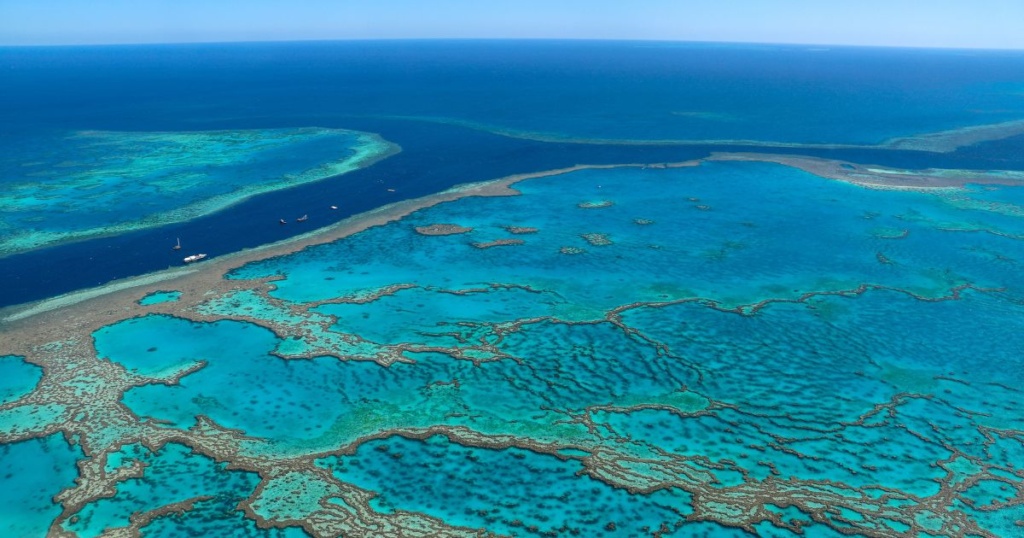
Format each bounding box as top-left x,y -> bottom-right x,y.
3,154 -> 1024,537
709,152 -> 1024,190
382,114 -> 1024,154
0,128 -> 397,257
883,118 -> 1024,153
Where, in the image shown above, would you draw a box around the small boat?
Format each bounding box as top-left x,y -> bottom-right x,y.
183,253 -> 207,263
330,205 -> 338,210
279,219 -> 287,225
172,238 -> 181,250
296,214 -> 308,222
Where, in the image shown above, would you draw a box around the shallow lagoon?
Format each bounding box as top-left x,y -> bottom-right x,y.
137,290 -> 182,306
0,355 -> 41,404
0,434 -> 82,537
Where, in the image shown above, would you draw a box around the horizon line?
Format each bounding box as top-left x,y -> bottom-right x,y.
3,36 -> 1024,53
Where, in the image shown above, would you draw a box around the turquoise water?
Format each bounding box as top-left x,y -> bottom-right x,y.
3,41 -> 1024,537
0,355 -> 41,404
93,314 -> 261,379
0,434 -> 82,537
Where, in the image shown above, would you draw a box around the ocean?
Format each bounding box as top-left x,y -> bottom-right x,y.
2,40 -> 1024,536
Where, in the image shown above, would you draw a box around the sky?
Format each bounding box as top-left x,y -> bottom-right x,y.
2,0 -> 1024,49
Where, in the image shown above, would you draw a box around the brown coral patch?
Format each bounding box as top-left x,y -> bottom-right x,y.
415,224 -> 473,236
472,239 -> 525,249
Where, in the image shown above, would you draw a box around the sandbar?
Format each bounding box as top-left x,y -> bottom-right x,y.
385,114 -> 1024,154
708,152 -> 1024,190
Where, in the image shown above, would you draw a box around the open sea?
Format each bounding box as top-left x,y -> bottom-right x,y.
2,40 -> 1024,537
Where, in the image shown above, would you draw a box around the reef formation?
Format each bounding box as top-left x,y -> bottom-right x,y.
3,151 -> 1024,536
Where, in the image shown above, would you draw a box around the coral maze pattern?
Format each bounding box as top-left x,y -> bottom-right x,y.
3,157 -> 1024,537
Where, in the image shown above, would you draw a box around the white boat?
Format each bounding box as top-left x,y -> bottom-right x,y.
183,253 -> 207,263
172,238 -> 181,250
330,205 -> 338,210
297,214 -> 308,222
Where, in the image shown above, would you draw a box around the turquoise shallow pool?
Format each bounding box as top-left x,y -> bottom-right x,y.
0,355 -> 41,404
137,290 -> 182,306
0,434 -> 82,537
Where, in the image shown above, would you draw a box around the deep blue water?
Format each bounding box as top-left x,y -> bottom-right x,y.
5,40 -> 1024,142
2,41 -> 1024,306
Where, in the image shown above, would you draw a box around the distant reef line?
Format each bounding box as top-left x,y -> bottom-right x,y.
376,114 -> 1024,154
0,128 -> 400,260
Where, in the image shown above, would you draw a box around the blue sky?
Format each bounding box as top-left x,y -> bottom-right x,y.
2,0 -> 1023,49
